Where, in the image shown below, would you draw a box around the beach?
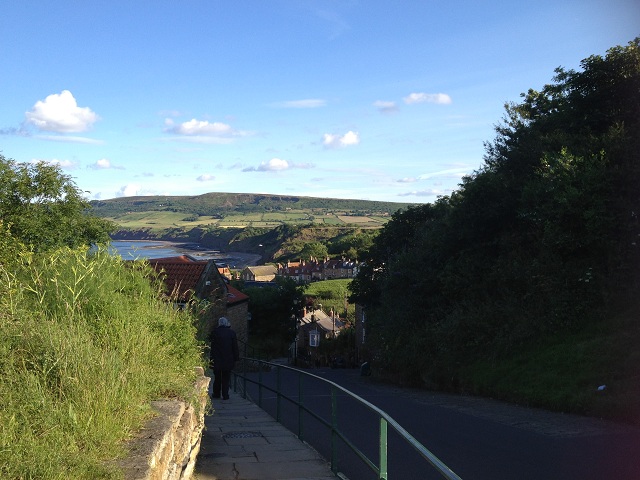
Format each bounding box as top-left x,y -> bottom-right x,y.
110,240 -> 262,268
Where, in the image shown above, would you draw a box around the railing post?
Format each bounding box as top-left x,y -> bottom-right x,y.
298,372 -> 304,440
331,385 -> 338,474
258,360 -> 263,407
241,358 -> 247,399
379,417 -> 388,480
276,365 -> 282,423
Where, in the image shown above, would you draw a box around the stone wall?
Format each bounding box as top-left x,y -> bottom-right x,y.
118,368 -> 210,480
226,301 -> 249,347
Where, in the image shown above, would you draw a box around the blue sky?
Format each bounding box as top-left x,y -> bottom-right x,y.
1,1 -> 638,203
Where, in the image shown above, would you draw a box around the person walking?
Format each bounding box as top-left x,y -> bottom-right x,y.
210,317 -> 240,400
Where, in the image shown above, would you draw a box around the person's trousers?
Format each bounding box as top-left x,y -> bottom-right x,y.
212,368 -> 231,399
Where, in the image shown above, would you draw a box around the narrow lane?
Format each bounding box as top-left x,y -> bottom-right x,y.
238,365 -> 640,480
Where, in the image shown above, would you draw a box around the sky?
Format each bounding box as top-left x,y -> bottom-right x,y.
1,1 -> 638,204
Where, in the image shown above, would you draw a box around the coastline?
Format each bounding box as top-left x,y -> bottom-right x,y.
111,240 -> 262,268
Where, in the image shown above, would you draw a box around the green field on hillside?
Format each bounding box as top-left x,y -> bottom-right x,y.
105,209 -> 390,229
91,192 -> 411,230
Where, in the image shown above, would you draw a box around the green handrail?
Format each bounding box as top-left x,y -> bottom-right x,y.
232,358 -> 462,480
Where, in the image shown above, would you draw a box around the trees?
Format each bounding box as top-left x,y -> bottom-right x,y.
242,277 -> 305,355
299,241 -> 329,261
350,38 -> 640,389
0,155 -> 114,252
327,229 -> 378,259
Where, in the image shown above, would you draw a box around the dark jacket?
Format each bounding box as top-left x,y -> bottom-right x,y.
210,325 -> 239,370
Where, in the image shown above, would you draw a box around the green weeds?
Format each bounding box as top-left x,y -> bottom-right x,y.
0,245 -> 204,479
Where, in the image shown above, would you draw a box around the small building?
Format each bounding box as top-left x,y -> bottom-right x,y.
225,284 -> 250,351
277,259 -> 321,283
294,308 -> 346,362
240,265 -> 278,282
147,255 -> 248,345
322,258 -> 358,280
217,263 -> 233,280
278,257 -> 358,282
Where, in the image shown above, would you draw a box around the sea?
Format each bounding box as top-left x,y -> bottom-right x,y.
109,240 -> 261,268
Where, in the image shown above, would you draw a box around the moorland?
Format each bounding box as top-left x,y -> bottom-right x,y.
91,192 -> 408,262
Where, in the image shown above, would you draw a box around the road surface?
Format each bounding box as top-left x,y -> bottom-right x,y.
237,364 -> 640,480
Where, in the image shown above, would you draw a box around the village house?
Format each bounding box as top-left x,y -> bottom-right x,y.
277,259 -> 322,283
217,263 -> 233,280
322,257 -> 358,280
294,307 -> 346,363
224,283 -> 250,353
277,257 -> 358,282
240,265 -> 278,282
147,255 -> 249,345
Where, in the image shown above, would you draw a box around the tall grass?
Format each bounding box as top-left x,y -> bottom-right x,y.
0,245 -> 205,479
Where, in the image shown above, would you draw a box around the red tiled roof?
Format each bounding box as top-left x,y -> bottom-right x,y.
226,284 -> 249,305
148,256 -> 208,301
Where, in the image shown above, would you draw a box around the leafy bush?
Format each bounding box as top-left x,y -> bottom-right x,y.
0,155 -> 114,252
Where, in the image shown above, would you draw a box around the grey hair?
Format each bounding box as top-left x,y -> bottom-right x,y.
218,317 -> 230,327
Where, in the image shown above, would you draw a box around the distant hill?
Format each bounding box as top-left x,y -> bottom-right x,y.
91,192 -> 412,216
90,192 -> 414,230
92,193 -> 414,262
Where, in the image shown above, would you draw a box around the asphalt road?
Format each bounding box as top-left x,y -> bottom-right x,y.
237,364 -> 640,480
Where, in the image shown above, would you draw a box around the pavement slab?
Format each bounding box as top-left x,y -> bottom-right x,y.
194,392 -> 340,480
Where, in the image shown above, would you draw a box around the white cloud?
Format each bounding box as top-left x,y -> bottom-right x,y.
293,162 -> 315,169
257,158 -> 290,171
158,109 -> 184,118
25,90 -> 99,133
34,135 -> 103,144
242,158 -> 315,172
95,158 -> 112,169
165,118 -> 233,136
89,158 -> 124,170
398,189 -> 445,197
271,99 -> 327,108
417,167 -> 469,180
403,92 -> 452,105
373,100 -> 399,114
0,126 -> 29,136
397,177 -> 418,183
116,184 -> 141,197
163,118 -> 249,143
322,131 -> 360,149
197,174 -> 215,181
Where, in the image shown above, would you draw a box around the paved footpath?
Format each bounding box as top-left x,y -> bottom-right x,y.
194,392 -> 340,480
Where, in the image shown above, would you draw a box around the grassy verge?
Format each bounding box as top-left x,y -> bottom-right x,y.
458,305 -> 640,424
0,246 -> 205,479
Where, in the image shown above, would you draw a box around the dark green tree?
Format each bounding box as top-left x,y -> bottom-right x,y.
244,277 -> 305,355
349,38 -> 640,387
0,155 -> 114,252
327,229 -> 378,259
298,241 -> 329,261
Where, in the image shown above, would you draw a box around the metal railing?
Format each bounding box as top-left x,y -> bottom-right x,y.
232,358 -> 462,480
237,339 -> 267,360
